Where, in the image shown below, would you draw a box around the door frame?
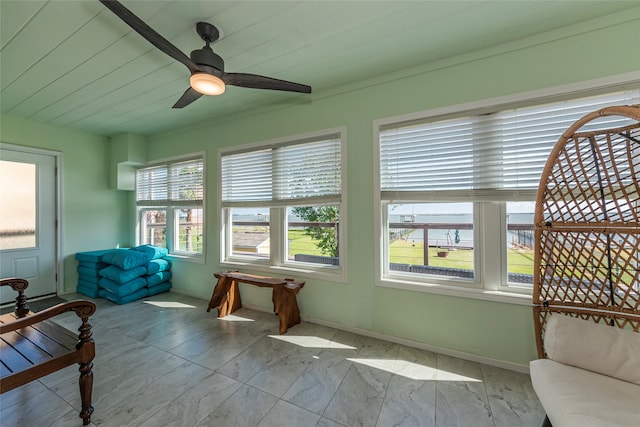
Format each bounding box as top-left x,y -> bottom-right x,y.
0,142 -> 63,296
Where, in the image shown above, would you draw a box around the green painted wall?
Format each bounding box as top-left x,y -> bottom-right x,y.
147,13 -> 640,368
0,114 -> 132,292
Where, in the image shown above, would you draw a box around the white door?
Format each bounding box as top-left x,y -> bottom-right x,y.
0,147 -> 58,303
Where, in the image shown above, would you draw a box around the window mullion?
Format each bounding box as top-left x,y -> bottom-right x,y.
166,207 -> 174,253
222,208 -> 232,261
479,202 -> 503,291
270,207 -> 284,266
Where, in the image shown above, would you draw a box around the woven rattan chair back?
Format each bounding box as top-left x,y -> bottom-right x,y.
533,105 -> 640,358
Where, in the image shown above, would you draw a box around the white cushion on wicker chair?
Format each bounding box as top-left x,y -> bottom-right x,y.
530,359 -> 640,427
544,313 -> 640,385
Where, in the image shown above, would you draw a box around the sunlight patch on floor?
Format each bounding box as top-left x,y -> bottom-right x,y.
142,301 -> 196,309
218,314 -> 255,322
269,335 -> 357,349
347,358 -> 482,382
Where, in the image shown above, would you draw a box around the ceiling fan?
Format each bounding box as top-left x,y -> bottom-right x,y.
98,0 -> 312,109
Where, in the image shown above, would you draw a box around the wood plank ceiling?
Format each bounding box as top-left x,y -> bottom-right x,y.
1,1 -> 637,136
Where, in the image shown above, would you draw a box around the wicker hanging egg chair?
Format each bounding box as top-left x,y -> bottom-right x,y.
533,104 -> 640,358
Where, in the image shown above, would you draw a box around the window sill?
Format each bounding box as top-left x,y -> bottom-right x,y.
166,253 -> 205,264
220,259 -> 347,283
377,276 -> 532,305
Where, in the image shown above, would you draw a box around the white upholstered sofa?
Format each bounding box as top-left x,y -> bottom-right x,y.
530,313 -> 640,427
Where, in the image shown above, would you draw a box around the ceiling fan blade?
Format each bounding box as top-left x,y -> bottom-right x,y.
99,0 -> 200,74
172,88 -> 203,109
223,73 -> 312,94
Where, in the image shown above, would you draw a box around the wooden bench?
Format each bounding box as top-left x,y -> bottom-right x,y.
207,271 -> 305,334
0,278 -> 96,425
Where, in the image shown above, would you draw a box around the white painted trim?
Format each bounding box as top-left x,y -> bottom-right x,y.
242,302 -> 530,374
0,142 -> 64,296
377,278 -> 532,305
56,152 -> 64,295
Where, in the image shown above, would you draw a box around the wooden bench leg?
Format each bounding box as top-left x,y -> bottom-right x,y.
207,275 -> 227,312
208,276 -> 242,317
272,286 -> 302,334
78,361 -> 94,425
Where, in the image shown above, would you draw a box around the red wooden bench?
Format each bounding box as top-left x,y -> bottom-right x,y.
0,278 -> 96,425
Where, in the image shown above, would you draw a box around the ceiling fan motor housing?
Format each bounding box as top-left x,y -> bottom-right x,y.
191,47 -> 224,71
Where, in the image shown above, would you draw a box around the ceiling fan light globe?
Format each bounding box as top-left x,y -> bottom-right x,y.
190,73 -> 225,95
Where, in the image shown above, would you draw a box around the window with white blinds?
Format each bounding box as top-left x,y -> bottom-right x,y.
221,135 -> 342,207
135,155 -> 205,258
220,131 -> 344,276
379,90 -> 640,201
137,157 -> 204,207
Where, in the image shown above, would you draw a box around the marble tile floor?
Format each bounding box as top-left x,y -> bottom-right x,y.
1,292 -> 546,427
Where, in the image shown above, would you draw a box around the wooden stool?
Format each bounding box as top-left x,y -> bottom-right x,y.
207,271 -> 305,334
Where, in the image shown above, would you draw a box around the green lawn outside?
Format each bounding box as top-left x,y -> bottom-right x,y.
288,229 -> 329,256
287,230 -> 534,274
389,239 -> 534,274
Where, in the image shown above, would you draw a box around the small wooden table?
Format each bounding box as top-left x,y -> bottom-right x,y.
207,271 -> 305,334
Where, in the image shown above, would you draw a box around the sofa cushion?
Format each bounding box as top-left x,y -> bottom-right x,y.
99,287 -> 149,305
530,359 -> 640,427
75,249 -> 113,263
77,281 -> 100,298
544,313 -> 640,385
146,258 -> 171,274
98,277 -> 147,297
146,271 -> 172,287
131,244 -> 168,260
77,273 -> 99,284
78,261 -> 107,270
99,265 -> 147,284
147,281 -> 172,296
102,249 -> 150,270
77,265 -> 102,278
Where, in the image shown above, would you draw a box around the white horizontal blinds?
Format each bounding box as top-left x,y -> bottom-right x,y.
274,138 -> 341,203
169,158 -> 204,206
136,166 -> 167,204
136,157 -> 204,207
221,135 -> 342,208
380,116 -> 478,195
380,90 -> 640,201
221,148 -> 272,204
497,91 -> 640,190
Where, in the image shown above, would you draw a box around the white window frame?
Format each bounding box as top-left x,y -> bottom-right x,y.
219,128 -> 347,282
135,153 -> 205,262
374,72 -> 640,304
